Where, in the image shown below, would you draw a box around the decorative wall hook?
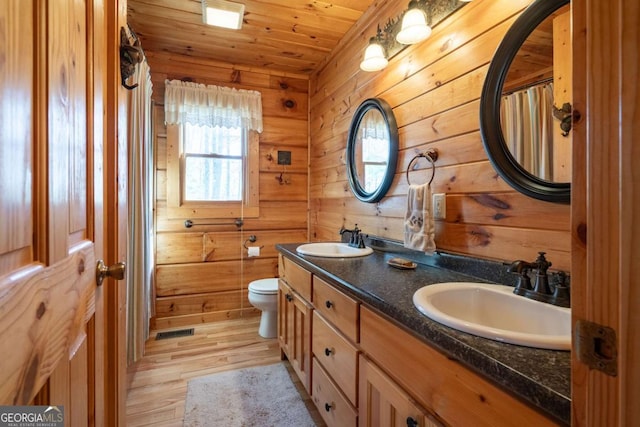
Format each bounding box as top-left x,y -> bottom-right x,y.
120,26 -> 144,90
552,102 -> 574,137
276,171 -> 291,185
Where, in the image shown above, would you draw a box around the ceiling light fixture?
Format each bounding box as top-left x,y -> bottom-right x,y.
202,0 -> 245,30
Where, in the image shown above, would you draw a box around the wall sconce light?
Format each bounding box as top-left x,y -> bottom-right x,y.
359,0 -> 470,72
396,0 -> 432,45
360,29 -> 389,72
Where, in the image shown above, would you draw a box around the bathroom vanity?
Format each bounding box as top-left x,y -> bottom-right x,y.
276,243 -> 570,426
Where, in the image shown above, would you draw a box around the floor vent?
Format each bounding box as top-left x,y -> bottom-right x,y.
156,328 -> 194,340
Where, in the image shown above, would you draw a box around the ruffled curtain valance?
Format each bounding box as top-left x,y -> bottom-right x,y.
164,79 -> 263,133
361,111 -> 388,140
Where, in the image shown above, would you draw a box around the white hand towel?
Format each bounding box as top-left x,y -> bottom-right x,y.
403,183 -> 436,255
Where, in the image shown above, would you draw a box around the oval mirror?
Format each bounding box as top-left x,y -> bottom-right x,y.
480,0 -> 571,204
346,98 -> 399,203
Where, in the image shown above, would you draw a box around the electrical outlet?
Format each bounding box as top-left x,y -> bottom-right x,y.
433,193 -> 446,220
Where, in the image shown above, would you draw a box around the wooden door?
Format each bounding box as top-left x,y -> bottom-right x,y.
571,0 -> 640,425
0,0 -> 126,424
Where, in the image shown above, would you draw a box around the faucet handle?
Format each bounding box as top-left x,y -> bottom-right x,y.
534,252 -> 552,272
507,260 -> 533,295
550,272 -> 570,307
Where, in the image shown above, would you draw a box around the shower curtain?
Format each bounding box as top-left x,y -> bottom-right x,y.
126,58 -> 154,364
501,83 -> 554,180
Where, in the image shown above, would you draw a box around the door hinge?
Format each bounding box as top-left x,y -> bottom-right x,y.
574,319 -> 618,376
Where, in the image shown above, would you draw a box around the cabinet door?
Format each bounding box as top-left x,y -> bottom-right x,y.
359,355 -> 443,427
278,279 -> 312,392
278,279 -> 293,355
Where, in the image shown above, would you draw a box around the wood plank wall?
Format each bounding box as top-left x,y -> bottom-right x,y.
309,0 -> 571,271
146,52 -> 309,328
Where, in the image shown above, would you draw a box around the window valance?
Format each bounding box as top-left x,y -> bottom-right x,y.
164,79 -> 263,133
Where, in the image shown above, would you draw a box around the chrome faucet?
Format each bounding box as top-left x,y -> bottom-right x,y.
339,224 -> 366,248
507,252 -> 570,307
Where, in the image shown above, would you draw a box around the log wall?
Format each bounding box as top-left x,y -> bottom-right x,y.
308,0 -> 571,271
148,52 -> 309,328
147,0 -> 573,327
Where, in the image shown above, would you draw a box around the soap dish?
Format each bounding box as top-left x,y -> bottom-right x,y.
387,257 -> 417,270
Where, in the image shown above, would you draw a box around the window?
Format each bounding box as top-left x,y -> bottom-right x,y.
163,80 -> 262,219
166,123 -> 259,219
360,135 -> 389,193
182,123 -> 245,202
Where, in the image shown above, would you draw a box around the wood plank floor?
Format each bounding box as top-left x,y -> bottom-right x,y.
125,316 -> 323,426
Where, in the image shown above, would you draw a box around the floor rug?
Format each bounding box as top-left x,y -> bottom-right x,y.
183,363 -> 319,426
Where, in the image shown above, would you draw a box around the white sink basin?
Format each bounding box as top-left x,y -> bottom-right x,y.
296,242 -> 373,258
413,282 -> 570,350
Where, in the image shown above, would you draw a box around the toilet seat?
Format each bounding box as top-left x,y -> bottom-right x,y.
248,278 -> 278,295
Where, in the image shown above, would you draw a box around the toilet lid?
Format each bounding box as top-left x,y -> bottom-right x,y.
248,278 -> 278,295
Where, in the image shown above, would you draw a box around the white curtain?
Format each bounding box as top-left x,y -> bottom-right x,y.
501,84 -> 554,180
164,79 -> 263,132
127,58 -> 154,364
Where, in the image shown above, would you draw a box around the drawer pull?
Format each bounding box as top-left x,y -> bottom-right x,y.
324,402 -> 334,412
325,300 -> 333,309
285,293 -> 293,302
406,417 -> 418,427
324,347 -> 334,356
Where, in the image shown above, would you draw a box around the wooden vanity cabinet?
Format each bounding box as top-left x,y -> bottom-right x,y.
278,255 -> 563,426
360,306 -> 559,427
277,255 -> 312,392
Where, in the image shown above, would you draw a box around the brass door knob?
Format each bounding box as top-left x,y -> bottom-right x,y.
96,260 -> 126,286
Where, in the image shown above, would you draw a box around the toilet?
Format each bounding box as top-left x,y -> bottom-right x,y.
248,278 -> 279,338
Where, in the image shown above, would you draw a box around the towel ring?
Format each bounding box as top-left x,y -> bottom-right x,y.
406,148 -> 439,186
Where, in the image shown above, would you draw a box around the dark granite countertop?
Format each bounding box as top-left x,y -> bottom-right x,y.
276,242 -> 571,425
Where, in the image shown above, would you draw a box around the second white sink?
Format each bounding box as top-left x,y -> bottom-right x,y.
296,242 -> 373,258
413,282 -> 571,350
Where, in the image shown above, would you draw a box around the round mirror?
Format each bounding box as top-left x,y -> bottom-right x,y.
346,98 -> 399,203
480,0 -> 571,204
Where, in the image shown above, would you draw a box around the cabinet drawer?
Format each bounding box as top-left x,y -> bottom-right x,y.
313,275 -> 359,342
312,357 -> 357,427
279,254 -> 311,301
312,311 -> 358,405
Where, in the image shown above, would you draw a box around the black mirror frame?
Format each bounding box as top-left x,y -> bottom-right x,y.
346,98 -> 399,203
479,0 -> 571,204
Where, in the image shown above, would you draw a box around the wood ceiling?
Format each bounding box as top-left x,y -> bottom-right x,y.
127,0 -> 376,75
504,4 -> 570,92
